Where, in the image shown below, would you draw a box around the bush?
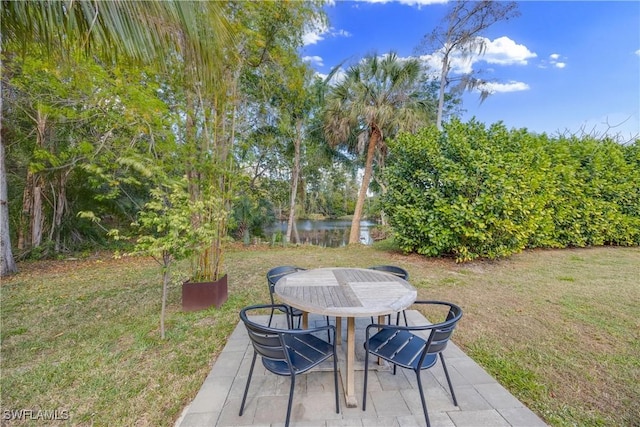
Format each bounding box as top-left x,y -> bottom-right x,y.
382,119 -> 640,261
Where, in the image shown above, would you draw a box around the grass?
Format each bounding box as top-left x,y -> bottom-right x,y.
1,244 -> 639,426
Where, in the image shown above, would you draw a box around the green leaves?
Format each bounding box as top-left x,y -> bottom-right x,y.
383,120 -> 640,261
129,177 -> 223,269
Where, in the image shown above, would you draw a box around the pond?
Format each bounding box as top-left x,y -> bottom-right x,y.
264,219 -> 377,247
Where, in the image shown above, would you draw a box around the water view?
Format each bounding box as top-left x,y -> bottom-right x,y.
264,219 -> 377,247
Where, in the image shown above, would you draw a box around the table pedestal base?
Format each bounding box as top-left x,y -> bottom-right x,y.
302,312 -> 396,408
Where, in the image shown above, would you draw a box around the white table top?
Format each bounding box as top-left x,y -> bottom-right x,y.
274,267 -> 417,317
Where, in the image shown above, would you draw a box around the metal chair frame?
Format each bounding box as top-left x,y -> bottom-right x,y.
363,300 -> 463,427
239,304 -> 340,427
267,266 -> 306,328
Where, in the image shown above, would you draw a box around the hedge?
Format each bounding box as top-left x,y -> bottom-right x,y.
382,119 -> 640,261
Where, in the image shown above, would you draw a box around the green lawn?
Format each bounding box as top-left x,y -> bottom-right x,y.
1,244 -> 638,426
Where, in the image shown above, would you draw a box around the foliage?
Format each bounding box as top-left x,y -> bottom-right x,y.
229,178 -> 276,243
4,46 -> 174,258
383,119 -> 640,261
2,1 -> 327,273
125,178 -> 209,266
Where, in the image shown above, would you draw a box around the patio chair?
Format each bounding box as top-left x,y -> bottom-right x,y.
267,266 -> 332,341
239,304 -> 340,427
267,266 -> 306,328
368,265 -> 410,325
363,300 -> 463,427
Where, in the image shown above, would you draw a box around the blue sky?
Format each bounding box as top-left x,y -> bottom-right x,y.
301,0 -> 640,140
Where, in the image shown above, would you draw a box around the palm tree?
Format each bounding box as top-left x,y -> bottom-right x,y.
323,52 -> 434,244
0,1 -> 230,277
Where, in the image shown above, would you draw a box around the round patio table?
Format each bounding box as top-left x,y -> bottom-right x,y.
274,267 -> 417,407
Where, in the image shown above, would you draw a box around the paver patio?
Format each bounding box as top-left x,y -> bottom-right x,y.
175,311 -> 547,427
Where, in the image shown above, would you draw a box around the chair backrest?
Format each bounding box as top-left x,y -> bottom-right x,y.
267,266 -> 306,294
368,265 -> 409,280
240,304 -> 288,362
420,301 -> 462,355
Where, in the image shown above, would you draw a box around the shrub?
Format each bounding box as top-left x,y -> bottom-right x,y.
382,119 -> 639,261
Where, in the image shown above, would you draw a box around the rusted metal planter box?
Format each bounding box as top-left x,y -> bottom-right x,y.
182,274 -> 228,312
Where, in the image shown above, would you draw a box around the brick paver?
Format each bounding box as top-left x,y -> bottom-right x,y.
176,312 -> 547,427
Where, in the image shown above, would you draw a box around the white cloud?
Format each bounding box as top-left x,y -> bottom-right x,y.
303,21 -> 351,46
479,81 -> 530,94
303,32 -> 323,45
316,67 -> 347,85
481,36 -> 537,66
419,36 -> 536,75
635,49 -> 640,56
303,55 -> 324,67
334,29 -> 352,38
303,25 -> 327,45
543,53 -> 568,69
303,17 -> 329,46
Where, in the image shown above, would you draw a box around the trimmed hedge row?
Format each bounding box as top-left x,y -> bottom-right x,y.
382,119 -> 640,261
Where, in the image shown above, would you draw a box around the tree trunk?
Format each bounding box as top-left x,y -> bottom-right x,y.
0,139 -> 17,276
160,252 -> 171,340
51,171 -> 69,252
30,182 -> 43,248
19,108 -> 47,252
18,171 -> 34,250
0,20 -> 17,277
436,53 -> 449,131
349,127 -> 380,244
286,120 -> 302,244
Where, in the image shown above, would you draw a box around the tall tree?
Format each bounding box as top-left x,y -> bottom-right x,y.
0,23 -> 16,275
231,1 -> 326,244
278,71 -> 325,244
420,0 -> 519,130
0,75 -> 16,274
323,53 -> 434,244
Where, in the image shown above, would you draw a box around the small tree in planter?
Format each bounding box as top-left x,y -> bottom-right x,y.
181,178 -> 232,312
113,176 -> 222,338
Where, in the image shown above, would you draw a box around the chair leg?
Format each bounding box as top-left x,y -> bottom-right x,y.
239,352 -> 257,416
285,374 -> 296,427
332,344 -> 340,414
415,369 -> 431,427
371,315 -> 391,325
326,316 -> 331,343
439,353 -> 458,406
395,310 -> 408,325
362,347 -> 370,410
